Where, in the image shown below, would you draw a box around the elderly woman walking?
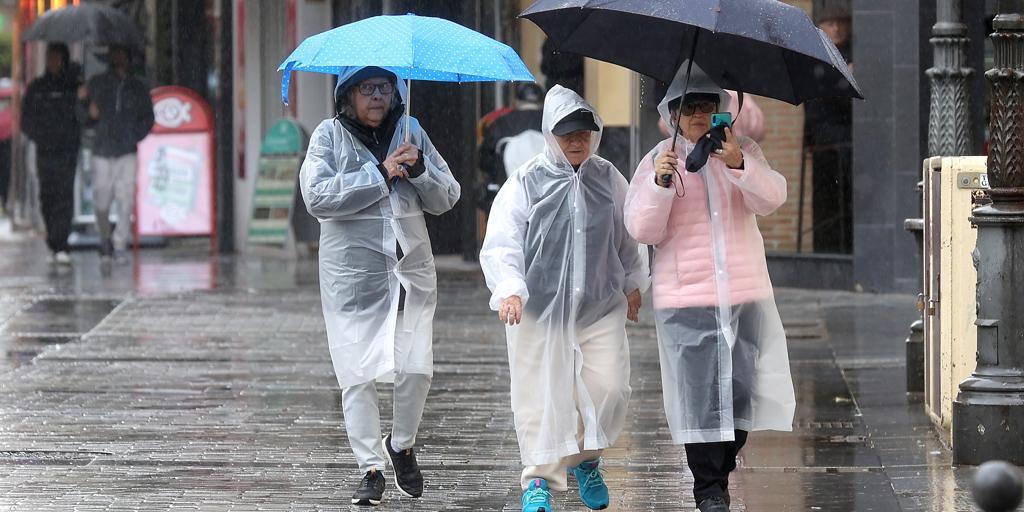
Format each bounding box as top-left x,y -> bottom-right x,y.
299,66 -> 460,506
481,85 -> 648,512
624,63 -> 796,512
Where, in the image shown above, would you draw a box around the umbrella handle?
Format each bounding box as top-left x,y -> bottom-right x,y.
666,30 -> 701,187
405,78 -> 412,144
670,29 -> 701,155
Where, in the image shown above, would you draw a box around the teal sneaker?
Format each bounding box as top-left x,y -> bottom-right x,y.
522,478 -> 553,512
570,459 -> 610,510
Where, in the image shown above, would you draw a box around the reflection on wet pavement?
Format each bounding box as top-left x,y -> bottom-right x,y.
0,236 -> 988,510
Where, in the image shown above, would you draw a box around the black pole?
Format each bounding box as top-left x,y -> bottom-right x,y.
951,0 -> 1024,465
462,0 -> 481,261
215,0 -> 235,253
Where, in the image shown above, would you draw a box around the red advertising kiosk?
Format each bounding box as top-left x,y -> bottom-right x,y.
133,86 -> 217,253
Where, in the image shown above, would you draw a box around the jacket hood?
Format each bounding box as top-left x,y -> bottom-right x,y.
334,66 -> 408,106
541,85 -> 603,169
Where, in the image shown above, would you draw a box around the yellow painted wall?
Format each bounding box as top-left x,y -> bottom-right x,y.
925,156 -> 983,441
517,0 -> 632,127
584,59 -> 632,127
517,0 -> 544,85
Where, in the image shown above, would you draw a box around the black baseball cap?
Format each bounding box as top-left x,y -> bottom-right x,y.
552,108 -> 599,136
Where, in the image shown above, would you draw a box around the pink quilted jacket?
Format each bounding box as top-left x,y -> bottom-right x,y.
624,136 -> 786,309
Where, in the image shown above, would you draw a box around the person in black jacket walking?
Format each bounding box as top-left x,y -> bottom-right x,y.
22,43 -> 82,265
79,44 -> 154,260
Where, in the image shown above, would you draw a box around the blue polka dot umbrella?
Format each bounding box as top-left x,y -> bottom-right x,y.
279,13 -> 535,141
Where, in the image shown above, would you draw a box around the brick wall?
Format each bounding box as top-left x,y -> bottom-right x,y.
756,0 -> 814,253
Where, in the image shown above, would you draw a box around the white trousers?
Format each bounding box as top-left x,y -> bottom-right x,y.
518,313 -> 629,491
341,372 -> 431,473
92,153 -> 137,252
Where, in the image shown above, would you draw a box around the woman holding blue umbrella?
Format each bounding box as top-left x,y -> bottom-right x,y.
299,65 -> 460,506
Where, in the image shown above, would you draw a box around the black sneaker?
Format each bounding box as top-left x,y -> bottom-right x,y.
351,470 -> 385,506
382,434 -> 423,498
697,496 -> 730,512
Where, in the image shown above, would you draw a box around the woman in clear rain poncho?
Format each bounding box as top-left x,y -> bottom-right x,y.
481,85 -> 648,512
299,66 -> 460,507
624,63 -> 795,512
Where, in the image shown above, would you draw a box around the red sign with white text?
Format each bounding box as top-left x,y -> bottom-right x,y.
135,87 -> 216,239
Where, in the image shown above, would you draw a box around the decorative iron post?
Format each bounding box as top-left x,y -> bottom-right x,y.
909,0 -> 974,393
928,0 -> 973,156
952,0 -> 1024,465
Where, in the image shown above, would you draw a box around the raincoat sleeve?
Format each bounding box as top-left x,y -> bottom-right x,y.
407,129 -> 461,215
479,171 -> 530,310
721,137 -> 788,216
300,121 -> 390,219
613,171 -> 650,295
624,144 -> 676,246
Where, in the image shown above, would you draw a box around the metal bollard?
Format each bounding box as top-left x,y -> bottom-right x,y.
973,461 -> 1024,512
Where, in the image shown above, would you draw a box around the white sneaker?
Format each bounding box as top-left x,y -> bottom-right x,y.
55,251 -> 72,265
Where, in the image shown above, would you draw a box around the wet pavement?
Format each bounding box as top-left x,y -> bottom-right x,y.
0,225 -> 991,511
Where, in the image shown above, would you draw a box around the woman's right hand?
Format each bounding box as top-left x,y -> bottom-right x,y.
498,295 -> 523,326
654,150 -> 678,188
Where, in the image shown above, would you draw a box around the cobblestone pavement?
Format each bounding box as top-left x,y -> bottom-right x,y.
0,232 -> 983,511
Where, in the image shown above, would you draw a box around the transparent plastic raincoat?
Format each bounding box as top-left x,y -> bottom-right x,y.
480,85 -> 649,465
624,63 -> 795,444
299,67 -> 460,389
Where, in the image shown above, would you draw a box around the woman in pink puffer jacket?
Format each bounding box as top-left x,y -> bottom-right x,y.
624,62 -> 796,512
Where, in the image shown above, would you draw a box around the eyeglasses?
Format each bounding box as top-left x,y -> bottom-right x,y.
680,101 -> 717,116
356,82 -> 395,96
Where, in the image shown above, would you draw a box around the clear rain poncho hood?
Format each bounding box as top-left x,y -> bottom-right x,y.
480,85 -> 648,465
299,65 -> 460,390
657,60 -> 731,133
624,63 -> 795,445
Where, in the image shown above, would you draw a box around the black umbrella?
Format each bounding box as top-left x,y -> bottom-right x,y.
520,0 -> 862,105
22,3 -> 144,49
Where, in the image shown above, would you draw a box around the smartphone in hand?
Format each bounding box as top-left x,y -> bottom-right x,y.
711,112 -> 733,130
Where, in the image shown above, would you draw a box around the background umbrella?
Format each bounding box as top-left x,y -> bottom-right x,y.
22,3 -> 144,48
279,13 -> 535,142
521,0 -> 862,105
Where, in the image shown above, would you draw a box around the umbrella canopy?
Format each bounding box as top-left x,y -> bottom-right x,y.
279,13 -> 535,105
521,0 -> 861,105
22,3 -> 144,48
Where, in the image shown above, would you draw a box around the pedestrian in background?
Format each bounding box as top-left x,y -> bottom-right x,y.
805,0 -> 854,253
22,43 -> 83,265
477,82 -> 545,237
78,44 -> 154,262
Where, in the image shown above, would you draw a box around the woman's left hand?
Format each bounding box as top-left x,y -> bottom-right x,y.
626,288 -> 642,323
711,127 -> 744,169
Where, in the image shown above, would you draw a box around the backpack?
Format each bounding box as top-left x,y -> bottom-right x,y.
497,129 -> 546,178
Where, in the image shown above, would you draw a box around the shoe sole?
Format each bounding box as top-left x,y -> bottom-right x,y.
351,497 -> 381,506
381,437 -> 420,498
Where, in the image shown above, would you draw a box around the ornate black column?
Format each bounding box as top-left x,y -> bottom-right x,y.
928,0 -> 973,156
952,0 -> 1024,465
910,0 -> 974,393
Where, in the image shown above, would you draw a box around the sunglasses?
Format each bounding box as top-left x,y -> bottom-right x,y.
356,81 -> 395,96
680,101 -> 717,116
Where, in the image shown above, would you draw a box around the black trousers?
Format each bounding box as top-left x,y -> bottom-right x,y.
685,429 -> 749,503
36,150 -> 79,253
0,140 -> 10,210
